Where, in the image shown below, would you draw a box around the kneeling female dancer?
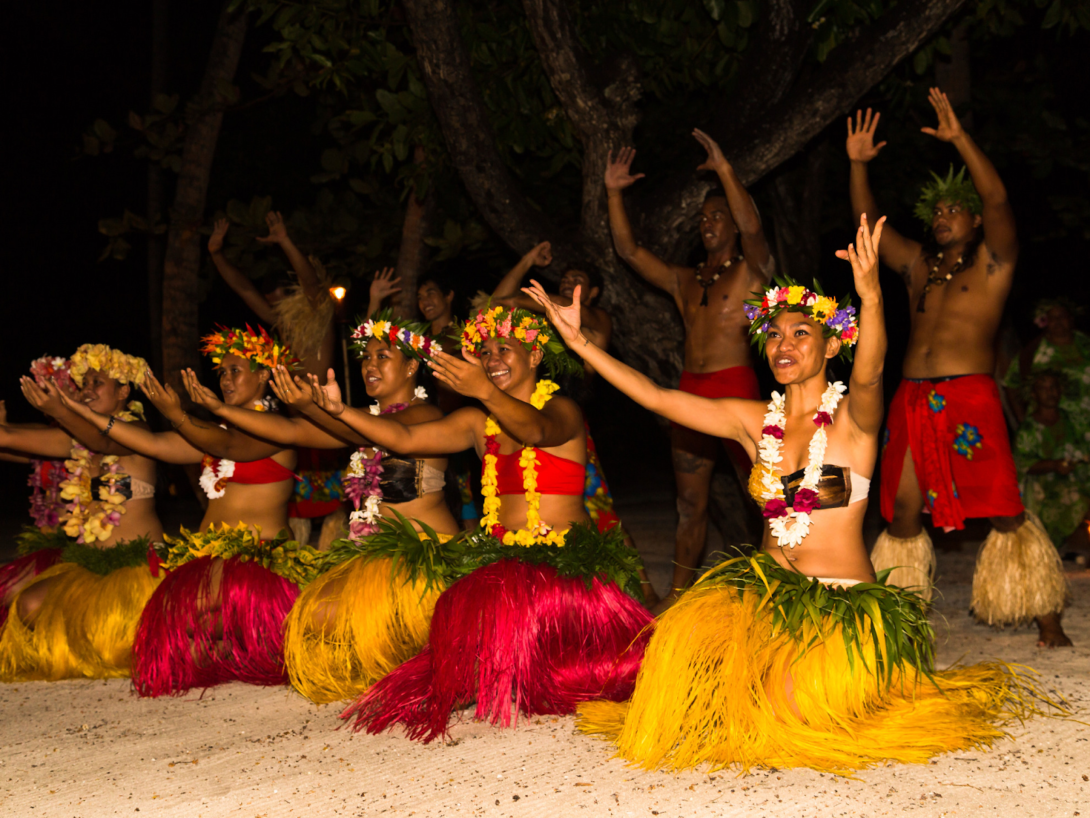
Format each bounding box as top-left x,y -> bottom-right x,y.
0,346 -> 163,680
59,326 -> 312,696
189,313 -> 459,703
527,215 -> 1049,773
292,306 -> 653,742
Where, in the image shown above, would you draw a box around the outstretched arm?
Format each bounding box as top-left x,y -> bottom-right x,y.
846,109 -> 920,283
208,218 -> 279,326
922,87 -> 1018,267
837,215 -> 887,435
605,148 -> 683,301
171,369 -> 289,461
257,211 -> 323,300
693,129 -> 772,280
56,390 -> 202,464
492,242 -> 554,310
522,281 -> 751,443
20,377 -> 140,456
0,420 -> 71,459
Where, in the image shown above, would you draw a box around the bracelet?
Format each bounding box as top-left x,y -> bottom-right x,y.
170,412 -> 189,430
100,416 -> 117,437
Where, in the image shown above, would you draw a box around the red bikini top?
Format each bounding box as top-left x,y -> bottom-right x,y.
492,449 -> 584,496
203,456 -> 297,485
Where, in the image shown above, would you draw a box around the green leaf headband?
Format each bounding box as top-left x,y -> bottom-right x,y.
913,165 -> 982,224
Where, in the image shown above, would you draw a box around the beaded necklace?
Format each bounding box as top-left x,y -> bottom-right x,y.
916,252 -> 965,313
695,256 -> 743,306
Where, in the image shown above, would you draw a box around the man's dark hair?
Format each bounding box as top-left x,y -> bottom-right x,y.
567,263 -> 604,296
703,187 -> 728,205
260,272 -> 294,296
417,267 -> 456,297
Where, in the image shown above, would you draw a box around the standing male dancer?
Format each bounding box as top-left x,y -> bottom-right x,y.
606,129 -> 773,610
849,88 -> 1070,646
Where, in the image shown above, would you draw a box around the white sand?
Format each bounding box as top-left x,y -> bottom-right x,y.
3,494 -> 1089,817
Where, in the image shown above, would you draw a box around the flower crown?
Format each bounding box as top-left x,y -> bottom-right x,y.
1033,296 -> 1084,328
29,355 -> 76,394
460,304 -> 582,380
743,277 -> 859,362
350,309 -> 441,361
913,164 -> 982,224
200,324 -> 299,371
69,344 -> 149,388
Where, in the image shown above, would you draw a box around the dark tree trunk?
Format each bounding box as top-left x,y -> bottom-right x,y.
392,146 -> 434,320
161,5 -> 247,392
935,19 -> 972,128
767,138 -> 834,285
147,0 -> 169,375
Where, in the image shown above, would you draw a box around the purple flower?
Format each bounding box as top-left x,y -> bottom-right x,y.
760,322 -> 771,333
744,304 -> 760,320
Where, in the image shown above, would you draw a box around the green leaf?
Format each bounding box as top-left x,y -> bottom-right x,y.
1042,0 -> 1063,29
702,0 -> 726,21
736,0 -> 754,28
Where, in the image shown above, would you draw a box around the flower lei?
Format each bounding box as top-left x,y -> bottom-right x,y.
201,324 -> 299,372
198,401 -> 270,499
28,459 -> 64,529
743,277 -> 858,361
480,379 -> 566,547
344,402 -> 410,539
59,405 -> 144,544
748,381 -> 846,550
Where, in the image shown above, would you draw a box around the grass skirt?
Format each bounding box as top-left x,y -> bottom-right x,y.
131,525 -> 319,697
341,521 -> 652,743
578,554 -> 1053,774
0,527 -> 68,630
0,537 -> 159,681
284,531 -> 453,704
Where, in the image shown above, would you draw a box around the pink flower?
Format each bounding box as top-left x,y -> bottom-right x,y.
762,498 -> 788,519
813,411 -> 833,428
775,288 -> 789,303
761,425 -> 784,439
524,329 -> 538,343
792,488 -> 820,514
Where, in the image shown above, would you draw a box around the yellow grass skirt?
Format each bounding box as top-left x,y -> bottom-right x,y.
0,561 -> 160,681
284,532 -> 452,704
578,555 -> 1047,774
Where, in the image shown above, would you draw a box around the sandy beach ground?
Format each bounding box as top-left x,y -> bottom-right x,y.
3,489 -> 1089,818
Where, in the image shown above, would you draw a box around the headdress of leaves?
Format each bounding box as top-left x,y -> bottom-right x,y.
69,344 -> 149,389
743,275 -> 859,362
459,302 -> 583,380
350,308 -> 441,362
913,164 -> 982,224
200,324 -> 299,372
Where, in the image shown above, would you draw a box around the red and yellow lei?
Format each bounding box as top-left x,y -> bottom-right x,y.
480,380 -> 566,546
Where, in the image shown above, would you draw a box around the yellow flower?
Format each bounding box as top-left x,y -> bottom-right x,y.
786,286 -> 807,305
812,296 -> 838,322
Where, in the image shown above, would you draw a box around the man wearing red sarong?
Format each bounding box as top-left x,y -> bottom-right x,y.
848,89 -> 1070,646
605,129 -> 772,611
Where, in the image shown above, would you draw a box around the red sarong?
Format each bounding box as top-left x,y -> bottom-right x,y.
880,375 -> 1022,531
672,365 -> 760,468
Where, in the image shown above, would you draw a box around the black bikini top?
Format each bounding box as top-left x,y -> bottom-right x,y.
779,465 -> 870,510
379,456 -> 446,504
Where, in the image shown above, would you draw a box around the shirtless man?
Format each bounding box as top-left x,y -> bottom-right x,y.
850,88 -> 1070,646
607,128 -> 773,608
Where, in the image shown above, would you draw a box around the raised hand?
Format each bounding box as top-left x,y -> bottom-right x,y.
270,365 -> 314,411
604,147 -> 645,192
20,377 -> 65,418
693,128 -> 730,173
524,241 -> 553,268
181,369 -> 225,413
836,213 -> 886,300
255,210 -> 289,245
139,370 -> 185,424
845,108 -> 887,163
428,350 -> 494,401
522,279 -> 582,346
369,267 -> 402,305
921,87 -> 965,143
308,371 -> 346,416
208,217 -> 230,254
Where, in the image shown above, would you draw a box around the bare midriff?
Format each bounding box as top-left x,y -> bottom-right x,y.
384,491 -> 460,537
496,492 -> 591,533
761,502 -> 876,583
203,479 -> 294,539
901,251 -> 1008,379
678,263 -> 760,374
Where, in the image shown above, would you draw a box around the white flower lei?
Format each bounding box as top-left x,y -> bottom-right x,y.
197,401 -> 268,500
369,386 -> 428,415
757,381 -> 846,549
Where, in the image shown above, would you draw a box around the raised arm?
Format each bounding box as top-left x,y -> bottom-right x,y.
56,390 -> 203,464
837,215 -> 887,435
208,218 -> 279,326
366,268 -> 403,318
846,109 -> 921,282
173,369 -> 290,461
605,148 -> 683,301
922,87 -> 1018,267
522,281 -> 752,444
256,211 -> 323,300
693,129 -> 772,279
493,242 -> 553,308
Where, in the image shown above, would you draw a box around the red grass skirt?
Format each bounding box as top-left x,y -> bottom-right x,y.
131,556 -> 299,696
0,549 -> 63,631
342,559 -> 653,742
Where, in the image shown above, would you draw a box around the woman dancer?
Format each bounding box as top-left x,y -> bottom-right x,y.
291,305 -> 653,742
527,215 -> 1045,772
190,313 -> 459,703
57,326 -> 314,696
0,345 -> 163,680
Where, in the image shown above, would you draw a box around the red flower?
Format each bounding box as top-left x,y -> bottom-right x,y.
485,436 -> 500,456
792,488 -> 820,514
146,544 -> 162,579
813,411 -> 833,428
761,425 -> 784,439
490,524 -> 508,540
762,498 -> 788,519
